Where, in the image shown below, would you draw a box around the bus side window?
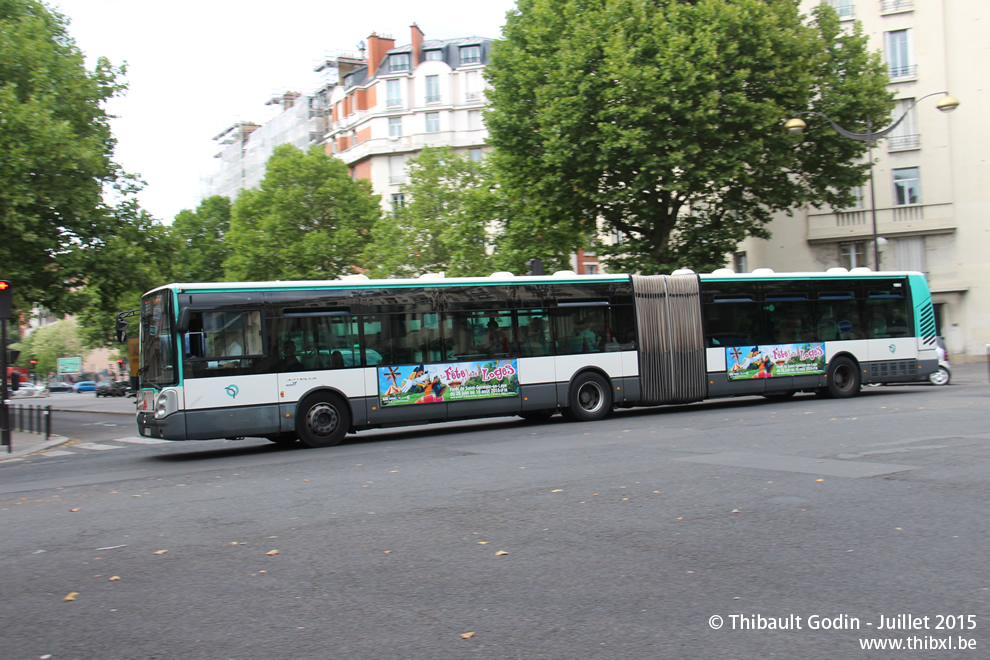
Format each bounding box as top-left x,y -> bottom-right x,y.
517,310 -> 551,357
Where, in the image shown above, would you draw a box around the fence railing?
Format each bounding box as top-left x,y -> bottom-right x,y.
12,404 -> 53,444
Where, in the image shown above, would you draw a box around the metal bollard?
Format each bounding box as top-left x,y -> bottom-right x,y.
45,406 -> 52,442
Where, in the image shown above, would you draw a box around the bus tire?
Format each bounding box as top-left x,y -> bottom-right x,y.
564,372 -> 612,422
296,393 -> 350,448
826,357 -> 860,398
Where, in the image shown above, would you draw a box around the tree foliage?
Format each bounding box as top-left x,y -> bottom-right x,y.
170,195 -> 232,282
484,0 -> 891,273
0,0 -> 126,313
363,147 -> 497,278
11,319 -> 87,378
224,145 -> 380,281
73,177 -> 181,349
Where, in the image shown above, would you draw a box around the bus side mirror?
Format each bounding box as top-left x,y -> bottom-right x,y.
115,316 -> 129,343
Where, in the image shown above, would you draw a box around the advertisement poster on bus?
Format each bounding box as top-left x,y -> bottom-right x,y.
378,360 -> 520,406
726,343 -> 826,380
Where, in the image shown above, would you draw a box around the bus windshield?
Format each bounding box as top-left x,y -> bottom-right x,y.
140,290 -> 178,388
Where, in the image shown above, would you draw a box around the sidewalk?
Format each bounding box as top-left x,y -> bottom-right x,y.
2,392 -> 137,461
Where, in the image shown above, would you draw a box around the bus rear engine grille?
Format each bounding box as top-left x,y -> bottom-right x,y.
870,360 -> 918,379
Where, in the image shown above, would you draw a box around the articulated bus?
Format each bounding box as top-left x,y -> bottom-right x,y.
123,268 -> 939,448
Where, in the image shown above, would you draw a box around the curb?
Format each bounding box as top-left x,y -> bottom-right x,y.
0,435 -> 73,461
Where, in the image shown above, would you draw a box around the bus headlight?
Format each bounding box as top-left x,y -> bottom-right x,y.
154,389 -> 178,419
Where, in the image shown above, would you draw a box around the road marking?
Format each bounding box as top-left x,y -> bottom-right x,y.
74,443 -> 123,451
113,436 -> 170,445
41,450 -> 76,457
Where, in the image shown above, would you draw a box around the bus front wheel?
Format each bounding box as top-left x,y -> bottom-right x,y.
564,373 -> 612,422
826,357 -> 861,398
297,393 -> 351,448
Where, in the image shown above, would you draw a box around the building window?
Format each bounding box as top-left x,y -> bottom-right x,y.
829,0 -> 854,19
425,75 -> 440,103
888,98 -> 919,150
388,117 -> 402,138
465,71 -> 481,100
885,29 -> 915,79
391,193 -> 404,215
890,236 -> 925,272
388,53 -> 410,72
386,79 -> 402,108
732,251 -> 748,273
425,50 -> 443,61
843,186 -> 865,210
584,264 -> 598,275
460,45 -> 481,64
469,148 -> 483,162
425,112 -> 440,133
893,167 -> 921,205
468,110 -> 482,131
389,155 -> 405,184
839,241 -> 867,269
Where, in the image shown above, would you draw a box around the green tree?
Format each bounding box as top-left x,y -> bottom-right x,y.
0,0 -> 126,314
171,195 -> 232,282
72,177 -> 181,349
484,0 -> 891,273
10,319 -> 86,379
363,147 -> 497,278
224,145 -> 380,281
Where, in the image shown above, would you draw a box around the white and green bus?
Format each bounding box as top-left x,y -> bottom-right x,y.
123,268 -> 939,448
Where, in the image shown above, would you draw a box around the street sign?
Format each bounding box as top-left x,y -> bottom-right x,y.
57,357 -> 83,375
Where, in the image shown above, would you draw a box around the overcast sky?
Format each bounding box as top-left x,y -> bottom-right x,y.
51,0 -> 517,223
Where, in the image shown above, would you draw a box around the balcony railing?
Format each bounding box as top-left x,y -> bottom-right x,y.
887,134 -> 920,150
881,0 -> 913,13
888,64 -> 917,80
425,94 -> 441,103
808,203 -> 955,241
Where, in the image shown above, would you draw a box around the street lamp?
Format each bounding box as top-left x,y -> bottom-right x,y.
785,92 -> 959,270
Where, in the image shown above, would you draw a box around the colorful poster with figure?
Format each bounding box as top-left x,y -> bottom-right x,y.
378,360 -> 520,406
726,343 -> 826,380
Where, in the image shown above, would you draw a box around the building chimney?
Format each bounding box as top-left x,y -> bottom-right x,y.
411,23 -> 424,65
366,32 -> 396,78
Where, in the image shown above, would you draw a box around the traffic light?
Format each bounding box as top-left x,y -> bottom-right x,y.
117,359 -> 124,369
29,359 -> 37,369
0,279 -> 11,319
10,371 -> 20,391
525,258 -> 544,276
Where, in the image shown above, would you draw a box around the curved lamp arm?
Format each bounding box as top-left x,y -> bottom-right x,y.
785,92 -> 959,143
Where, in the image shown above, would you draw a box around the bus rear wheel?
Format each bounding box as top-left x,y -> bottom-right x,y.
564,372 -> 612,422
826,357 -> 861,398
297,393 -> 350,448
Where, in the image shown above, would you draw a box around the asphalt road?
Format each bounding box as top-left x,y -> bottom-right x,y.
1,375 -> 988,659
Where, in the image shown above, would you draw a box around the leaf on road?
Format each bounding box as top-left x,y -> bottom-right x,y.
108,576 -> 121,581
816,479 -> 825,483
63,592 -> 79,601
153,550 -> 168,555
460,632 -> 476,639
477,541 -> 488,545
266,550 -> 280,556
495,551 -> 509,556
69,509 -> 80,512
551,489 -> 563,493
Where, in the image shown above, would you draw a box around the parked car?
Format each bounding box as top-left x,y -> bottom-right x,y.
96,380 -> 132,397
72,380 -> 97,392
930,336 -> 951,386
47,381 -> 73,393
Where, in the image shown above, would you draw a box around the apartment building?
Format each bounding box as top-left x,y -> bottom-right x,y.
737,0 -> 989,360
325,26 -> 493,215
